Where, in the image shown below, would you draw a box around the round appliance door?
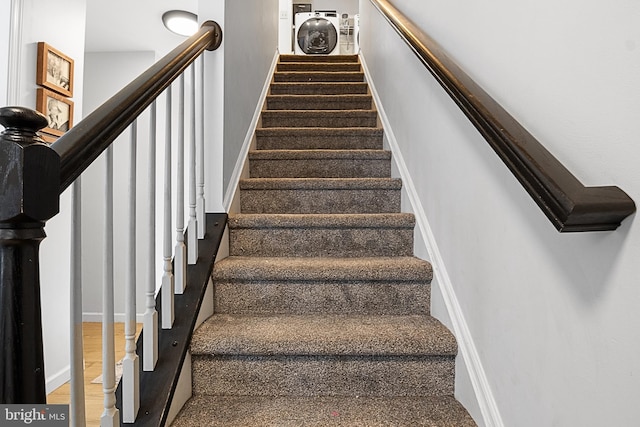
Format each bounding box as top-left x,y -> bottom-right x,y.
297,18 -> 338,54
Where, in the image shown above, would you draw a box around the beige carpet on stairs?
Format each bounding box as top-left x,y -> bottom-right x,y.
171,54 -> 477,427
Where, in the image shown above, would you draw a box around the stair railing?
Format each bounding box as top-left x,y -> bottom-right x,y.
0,20 -> 222,426
369,0 -> 635,232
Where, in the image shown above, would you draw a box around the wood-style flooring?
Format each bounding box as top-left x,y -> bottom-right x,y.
47,322 -> 141,427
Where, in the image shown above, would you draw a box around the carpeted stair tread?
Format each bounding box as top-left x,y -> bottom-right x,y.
279,54 -> 359,63
213,256 -> 432,282
172,395 -> 477,427
261,109 -> 377,128
276,62 -> 362,72
266,94 -> 372,110
212,256 -> 432,316
249,149 -> 390,160
255,127 -> 384,150
270,82 -> 369,95
274,71 -> 365,82
191,314 -> 457,357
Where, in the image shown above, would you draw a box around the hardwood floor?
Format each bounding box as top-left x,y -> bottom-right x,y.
47,323 -> 140,427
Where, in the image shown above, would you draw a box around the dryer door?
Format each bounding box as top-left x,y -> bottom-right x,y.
297,18 -> 338,54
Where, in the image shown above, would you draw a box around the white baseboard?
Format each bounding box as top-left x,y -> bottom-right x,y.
46,366 -> 70,394
166,351 -> 192,425
359,54 -> 504,427
222,50 -> 280,211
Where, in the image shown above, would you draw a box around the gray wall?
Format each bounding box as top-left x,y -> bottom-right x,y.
222,0 -> 279,192
359,0 -> 640,426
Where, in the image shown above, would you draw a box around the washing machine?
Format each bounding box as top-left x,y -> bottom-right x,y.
294,11 -> 340,55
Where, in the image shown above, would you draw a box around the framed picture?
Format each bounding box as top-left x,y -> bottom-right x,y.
36,88 -> 74,137
36,42 -> 74,97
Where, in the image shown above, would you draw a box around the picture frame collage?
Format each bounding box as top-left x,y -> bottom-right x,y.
36,42 -> 74,142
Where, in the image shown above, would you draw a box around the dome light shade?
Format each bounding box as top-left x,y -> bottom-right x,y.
162,10 -> 198,36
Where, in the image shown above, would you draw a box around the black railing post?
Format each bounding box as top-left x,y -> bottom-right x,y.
0,106 -> 60,403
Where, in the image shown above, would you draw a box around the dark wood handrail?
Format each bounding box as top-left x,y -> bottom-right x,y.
51,20 -> 222,192
0,21 -> 223,407
369,0 -> 635,232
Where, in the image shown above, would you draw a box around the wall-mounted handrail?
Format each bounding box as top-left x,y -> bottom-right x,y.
369,0 -> 635,232
50,21 -> 222,192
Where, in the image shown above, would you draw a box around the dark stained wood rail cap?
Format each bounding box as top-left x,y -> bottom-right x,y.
50,21 -> 222,192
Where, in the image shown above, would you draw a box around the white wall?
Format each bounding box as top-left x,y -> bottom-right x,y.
0,1 -> 10,105
7,0 -> 88,393
360,1 -> 640,426
199,0 -> 225,210
278,0 -> 292,54
223,0 -> 278,192
314,0 -> 358,15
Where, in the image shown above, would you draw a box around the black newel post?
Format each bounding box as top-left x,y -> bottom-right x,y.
0,107 -> 60,403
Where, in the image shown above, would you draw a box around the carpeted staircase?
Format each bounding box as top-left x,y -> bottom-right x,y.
172,55 -> 477,426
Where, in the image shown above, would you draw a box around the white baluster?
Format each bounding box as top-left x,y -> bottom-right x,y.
188,64 -> 198,264
197,57 -> 206,239
123,122 -> 140,422
101,146 -> 119,427
144,102 -> 158,371
175,74 -> 187,294
162,88 -> 175,328
70,178 -> 86,427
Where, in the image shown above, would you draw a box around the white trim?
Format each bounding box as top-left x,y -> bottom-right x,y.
7,0 -> 23,105
195,277 -> 214,329
46,366 -> 70,394
166,351 -> 192,425
360,54 -> 504,427
222,50 -> 279,211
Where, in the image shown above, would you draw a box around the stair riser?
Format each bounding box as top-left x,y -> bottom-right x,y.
229,227 -> 414,257
214,281 -> 430,315
250,158 -> 390,178
192,355 -> 455,397
266,97 -> 372,110
279,54 -> 359,63
240,189 -> 401,214
255,130 -> 384,150
262,112 -> 377,128
270,83 -> 369,95
174,395 -> 477,426
277,63 -> 362,72
274,72 -> 365,83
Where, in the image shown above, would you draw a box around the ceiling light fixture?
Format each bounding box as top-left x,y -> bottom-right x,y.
162,10 -> 198,37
